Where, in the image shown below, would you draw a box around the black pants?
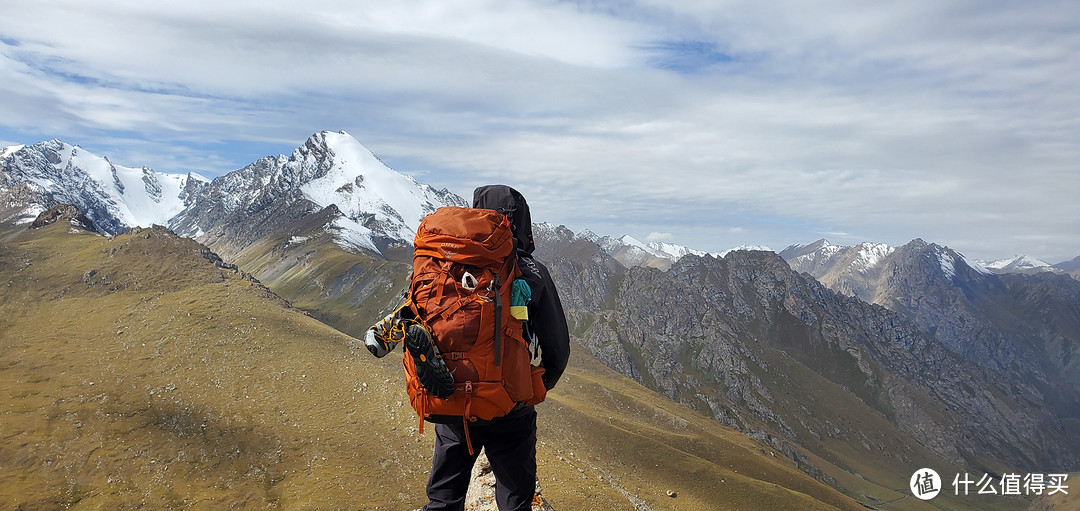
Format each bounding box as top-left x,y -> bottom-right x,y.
422,406 -> 537,511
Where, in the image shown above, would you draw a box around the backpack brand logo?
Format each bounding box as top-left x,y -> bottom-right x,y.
439,242 -> 464,259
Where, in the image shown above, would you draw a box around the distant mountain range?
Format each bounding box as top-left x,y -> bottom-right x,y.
0,132 -> 765,265
4,131 -> 1080,509
3,134 -> 1074,273
779,237 -> 1080,399
546,225 -> 770,271
0,139 -> 206,234
1,131 -> 465,260
781,238 -> 1078,277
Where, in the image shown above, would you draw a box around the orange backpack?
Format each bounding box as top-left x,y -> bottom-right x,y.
404,207 -> 546,441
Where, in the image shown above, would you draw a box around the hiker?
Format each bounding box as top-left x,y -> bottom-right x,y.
366,185 -> 570,511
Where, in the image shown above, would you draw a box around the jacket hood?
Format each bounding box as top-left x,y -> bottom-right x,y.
472,184 -> 534,255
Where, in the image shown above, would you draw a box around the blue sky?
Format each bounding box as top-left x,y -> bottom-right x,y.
2,0 -> 1079,262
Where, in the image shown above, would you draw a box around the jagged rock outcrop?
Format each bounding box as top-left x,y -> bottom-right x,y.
29,204 -> 96,232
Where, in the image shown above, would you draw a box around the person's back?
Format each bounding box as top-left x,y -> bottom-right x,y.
364,184 -> 569,510
420,185 -> 570,510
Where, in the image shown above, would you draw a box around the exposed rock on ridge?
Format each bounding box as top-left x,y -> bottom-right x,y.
29,203 -> 96,232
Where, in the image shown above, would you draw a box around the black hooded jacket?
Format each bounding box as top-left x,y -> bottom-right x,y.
472,185 -> 570,390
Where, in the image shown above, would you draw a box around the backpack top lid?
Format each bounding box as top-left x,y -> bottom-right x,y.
413,206 -> 514,268
472,185 -> 534,256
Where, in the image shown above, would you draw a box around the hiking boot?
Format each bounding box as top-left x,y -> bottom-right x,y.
365,304 -> 419,358
364,326 -> 395,358
404,323 -> 455,399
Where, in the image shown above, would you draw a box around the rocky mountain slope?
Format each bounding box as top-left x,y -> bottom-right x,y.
534,225 -> 1075,510
1057,256 -> 1080,272
782,238 -> 1080,402
1052,256 -> 1080,280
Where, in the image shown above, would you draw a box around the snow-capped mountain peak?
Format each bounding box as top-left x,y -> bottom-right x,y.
545,228 -> 772,270
575,228 -> 600,243
981,255 -> 1051,272
1,140 -> 201,233
778,238 -> 834,261
299,130 -> 458,243
167,130 -> 466,255
618,234 -> 647,249
647,241 -> 707,260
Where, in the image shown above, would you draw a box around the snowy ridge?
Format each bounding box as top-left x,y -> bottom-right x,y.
852,243 -> 895,273
574,228 -> 600,243
927,243 -> 990,279
1,145 -> 24,159
785,238 -> 990,282
791,243 -> 843,269
167,131 -> 467,255
616,234 -> 653,253
613,235 -> 705,261
936,248 -> 958,279
548,228 -> 771,269
778,239 -> 833,260
980,255 -> 1052,272
922,241 -> 990,277
715,244 -> 773,257
649,240 -> 708,260
960,254 -> 991,275
0,140 -> 201,233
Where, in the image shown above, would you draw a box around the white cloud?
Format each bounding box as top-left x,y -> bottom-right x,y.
1,1 -> 1078,261
645,232 -> 674,242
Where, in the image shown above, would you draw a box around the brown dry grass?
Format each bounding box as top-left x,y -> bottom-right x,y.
0,223 -> 942,510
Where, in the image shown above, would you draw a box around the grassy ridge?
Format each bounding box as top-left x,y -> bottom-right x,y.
1,224 -> 432,509
227,229 -> 409,339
